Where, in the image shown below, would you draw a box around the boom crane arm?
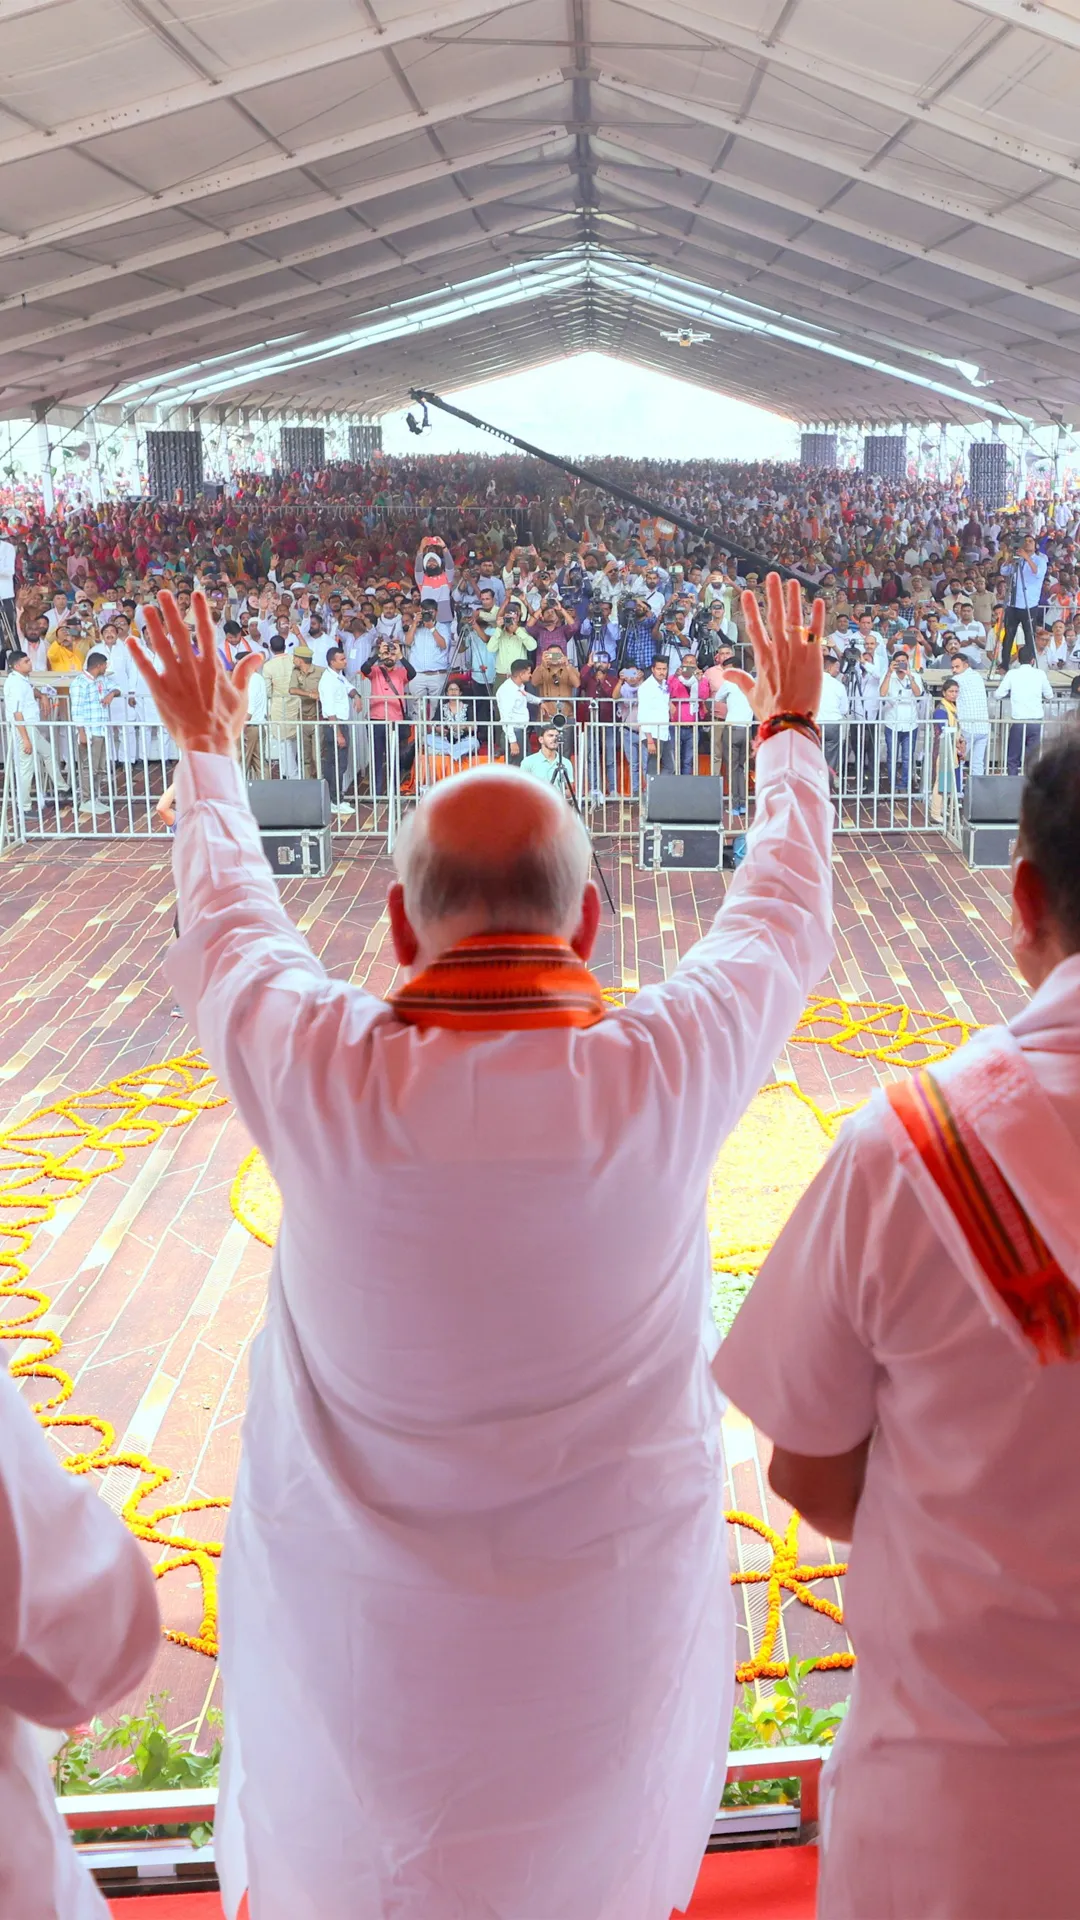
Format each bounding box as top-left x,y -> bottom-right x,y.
408,388 -> 811,587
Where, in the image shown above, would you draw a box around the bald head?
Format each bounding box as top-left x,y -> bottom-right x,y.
392,767 -> 592,954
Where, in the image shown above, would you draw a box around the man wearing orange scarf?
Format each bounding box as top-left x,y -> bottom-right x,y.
716,737 -> 1080,1919
131,577 -> 832,1920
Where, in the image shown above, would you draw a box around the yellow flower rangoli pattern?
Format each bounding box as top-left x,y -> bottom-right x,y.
2,994 -> 974,1674
0,1054 -> 228,1657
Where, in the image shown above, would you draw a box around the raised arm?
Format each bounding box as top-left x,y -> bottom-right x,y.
614,575 -> 833,1165
129,593 -> 376,1154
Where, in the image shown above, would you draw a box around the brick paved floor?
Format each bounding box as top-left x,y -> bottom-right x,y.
0,829 -> 1027,1734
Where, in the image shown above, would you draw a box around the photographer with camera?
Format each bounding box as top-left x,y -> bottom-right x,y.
614,594 -> 658,676
843,638 -> 884,791
999,534 -> 1048,670
414,537 -> 456,626
485,601 -> 536,688
528,596 -> 580,665
880,644 -> 924,793
404,597 -> 452,710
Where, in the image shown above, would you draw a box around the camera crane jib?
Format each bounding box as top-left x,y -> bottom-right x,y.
407,389 -> 811,588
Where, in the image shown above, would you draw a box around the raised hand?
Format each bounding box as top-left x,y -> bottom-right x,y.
129,589 -> 260,757
735,572 -> 825,720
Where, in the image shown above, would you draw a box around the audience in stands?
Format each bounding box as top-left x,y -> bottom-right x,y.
1,456 -> 1078,812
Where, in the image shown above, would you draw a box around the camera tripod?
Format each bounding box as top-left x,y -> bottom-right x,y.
549,720 -> 617,918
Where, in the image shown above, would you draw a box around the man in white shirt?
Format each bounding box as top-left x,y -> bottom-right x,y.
3,648 -> 52,808
951,654 -> 990,776
816,651 -> 850,786
704,658 -> 755,815
637,654 -> 674,778
129,577 -> 832,1920
879,648 -> 924,792
0,526 -> 17,649
305,615 -> 335,669
715,732 -> 1080,1920
495,656 -> 532,764
317,643 -> 356,813
405,599 -> 452,708
996,658 -> 1055,775
950,600 -> 991,670
340,615 -> 374,682
243,653 -> 268,780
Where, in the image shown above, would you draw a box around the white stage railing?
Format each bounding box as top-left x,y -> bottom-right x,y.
3,699 -> 1076,859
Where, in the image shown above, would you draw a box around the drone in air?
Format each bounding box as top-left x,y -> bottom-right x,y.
659,326 -> 712,347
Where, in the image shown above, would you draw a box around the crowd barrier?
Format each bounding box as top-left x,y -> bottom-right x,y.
2,700 -> 1076,859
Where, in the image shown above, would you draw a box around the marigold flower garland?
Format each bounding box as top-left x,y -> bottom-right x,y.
0,1053 -> 228,1656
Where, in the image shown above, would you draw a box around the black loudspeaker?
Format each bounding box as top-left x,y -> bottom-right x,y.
644,774 -> 724,824
247,779 -> 330,829
800,432 -> 837,468
246,779 -> 332,876
961,823 -> 1017,870
969,442 -> 1008,512
348,423 -> 383,461
963,775 -> 1024,824
280,426 -> 325,471
863,434 -> 906,481
146,430 -> 203,502
641,775 -> 724,869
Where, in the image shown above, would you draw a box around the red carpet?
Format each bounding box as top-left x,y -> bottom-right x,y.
107,1847 -> 818,1916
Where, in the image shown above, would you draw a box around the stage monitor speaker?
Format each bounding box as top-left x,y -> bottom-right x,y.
247,779 -> 331,830
644,774 -> 723,825
962,775 -> 1023,825
246,778 -> 332,876
961,823 -> 1017,870
259,829 -> 333,878
639,826 -> 723,872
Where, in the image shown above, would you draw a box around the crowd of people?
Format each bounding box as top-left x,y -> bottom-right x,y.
1,456 -> 1079,822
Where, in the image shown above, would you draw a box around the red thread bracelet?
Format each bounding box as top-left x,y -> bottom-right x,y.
756,711 -> 822,747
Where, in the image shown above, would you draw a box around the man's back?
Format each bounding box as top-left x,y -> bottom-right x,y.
717,953 -> 1080,1916
134,573 -> 832,1920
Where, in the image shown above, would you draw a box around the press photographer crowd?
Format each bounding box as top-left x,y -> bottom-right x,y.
2,452 -> 1079,824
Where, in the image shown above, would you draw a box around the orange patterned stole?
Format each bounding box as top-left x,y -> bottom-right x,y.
388,933 -> 607,1032
887,1068 -> 1080,1366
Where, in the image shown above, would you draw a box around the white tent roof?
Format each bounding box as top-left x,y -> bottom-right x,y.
2,0 -> 1080,426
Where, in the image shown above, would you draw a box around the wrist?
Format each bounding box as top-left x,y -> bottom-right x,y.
756,711 -> 822,749
179,728 -> 238,756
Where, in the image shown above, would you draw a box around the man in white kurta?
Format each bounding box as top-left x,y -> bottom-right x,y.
141,581 -> 833,1920
716,734 -> 1080,1918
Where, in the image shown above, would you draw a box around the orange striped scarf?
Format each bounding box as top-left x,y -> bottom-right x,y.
887,1069 -> 1080,1365
388,933 -> 607,1032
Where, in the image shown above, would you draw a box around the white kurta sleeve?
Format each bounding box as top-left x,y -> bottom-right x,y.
614,729 -> 834,1167
712,1111 -> 881,1454
168,752 -> 379,1157
0,1367 -> 160,1726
